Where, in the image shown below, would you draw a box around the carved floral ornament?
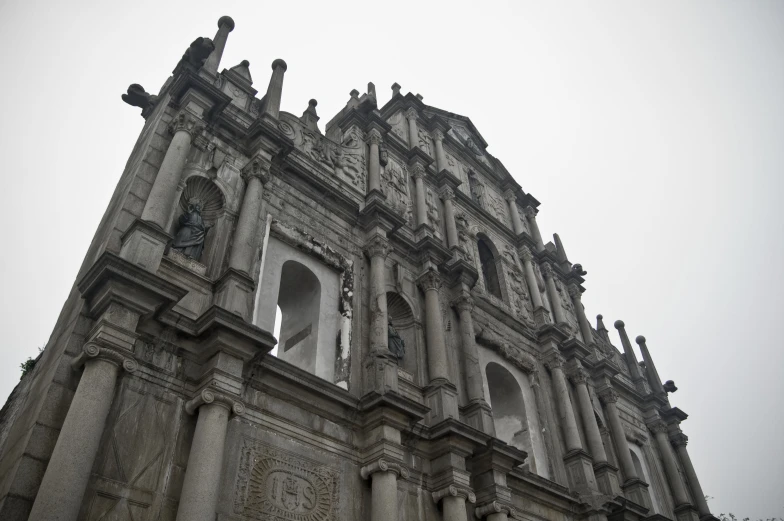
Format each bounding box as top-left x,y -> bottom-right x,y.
544,353 -> 566,371
598,388 -> 619,404
648,420 -> 670,435
169,111 -> 204,138
417,269 -> 442,292
364,234 -> 390,259
438,185 -> 456,200
410,162 -> 426,179
242,155 -> 272,184
571,368 -> 590,385
71,343 -> 138,374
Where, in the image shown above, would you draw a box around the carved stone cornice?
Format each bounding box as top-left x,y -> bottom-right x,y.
359,458 -> 410,480
169,111 -> 204,138
475,501 -> 515,519
598,388 -> 619,404
184,388 -> 245,416
70,343 -> 138,373
432,485 -> 476,505
364,234 -> 390,259
241,155 -> 272,184
417,269 -> 442,292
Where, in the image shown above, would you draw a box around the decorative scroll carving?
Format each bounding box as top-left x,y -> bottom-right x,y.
475,500 -> 515,519
432,485 -> 476,505
71,343 -> 138,374
169,111 -> 204,138
360,458 -> 409,480
184,388 -> 245,416
234,439 -> 340,521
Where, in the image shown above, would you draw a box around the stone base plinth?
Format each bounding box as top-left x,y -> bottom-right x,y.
364,354 -> 400,395
594,462 -> 621,496
461,400 -> 495,436
621,478 -> 651,511
423,380 -> 459,424
119,219 -> 171,273
563,449 -> 598,493
213,268 -> 256,321
674,504 -> 701,521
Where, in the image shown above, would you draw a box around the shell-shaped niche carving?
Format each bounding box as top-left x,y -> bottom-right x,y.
179,176 -> 225,224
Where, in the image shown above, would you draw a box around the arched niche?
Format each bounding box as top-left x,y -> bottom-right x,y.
477,234 -> 503,300
174,175 -> 227,276
630,443 -> 663,514
387,291 -> 423,384
254,236 -> 341,384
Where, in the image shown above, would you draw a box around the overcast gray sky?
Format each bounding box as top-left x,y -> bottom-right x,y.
0,0 -> 781,516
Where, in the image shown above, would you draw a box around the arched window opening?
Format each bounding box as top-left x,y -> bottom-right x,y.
270,306 -> 282,357
486,362 -> 532,456
630,450 -> 644,479
478,237 -> 502,299
276,260 -> 324,377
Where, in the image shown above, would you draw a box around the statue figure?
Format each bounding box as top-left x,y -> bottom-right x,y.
121,84 -> 158,112
170,198 -> 210,261
387,320 -> 405,361
174,37 -> 215,73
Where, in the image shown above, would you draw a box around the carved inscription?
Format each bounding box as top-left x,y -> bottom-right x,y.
235,439 -> 339,521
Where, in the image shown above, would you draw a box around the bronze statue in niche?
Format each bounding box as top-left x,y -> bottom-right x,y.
171,198 -> 210,261
387,320 -> 405,361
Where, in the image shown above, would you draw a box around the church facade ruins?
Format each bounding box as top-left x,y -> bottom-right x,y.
0,16 -> 717,521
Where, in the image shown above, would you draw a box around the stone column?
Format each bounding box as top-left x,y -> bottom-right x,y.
614,320 -> 643,383
361,460 -> 408,521
262,59 -> 287,119
406,108 -> 419,149
228,157 -> 269,274
476,501 -> 513,521
572,369 -> 608,464
366,234 -> 390,354
504,189 -> 525,235
546,354 -> 583,452
411,163 -> 428,228
672,433 -> 712,517
452,294 -> 485,405
176,390 -> 244,521
650,421 -> 691,507
367,129 -> 382,194
433,486 -> 474,521
440,186 -> 459,248
418,270 -> 449,382
568,285 -> 594,346
520,248 -> 543,309
636,335 -> 665,395
203,16 -> 235,75
433,129 -> 448,171
523,206 -> 545,251
29,345 -> 136,521
141,112 -> 201,230
542,263 -> 567,325
598,389 -> 639,482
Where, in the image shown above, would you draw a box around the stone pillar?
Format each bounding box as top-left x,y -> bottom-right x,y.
433,486 -> 474,521
636,335 -> 665,395
568,285 -> 594,346
367,129 -> 382,194
523,206 -> 545,251
418,270 -> 449,382
542,263 -> 567,325
361,460 -> 408,521
262,59 -> 287,119
546,355 -> 582,452
433,129 -> 448,171
203,16 -> 235,75
504,189 -> 525,235
29,345 -> 136,521
406,108 -> 419,149
598,389 -> 639,482
140,112 -> 201,229
366,234 -> 389,354
614,320 -> 643,383
452,294 -> 484,404
572,369 -> 607,464
520,248 -> 543,309
228,157 -> 269,274
176,390 -> 244,521
672,433 -> 712,518
411,163 -> 428,228
650,421 -> 691,507
553,233 -> 570,270
440,186 -> 459,248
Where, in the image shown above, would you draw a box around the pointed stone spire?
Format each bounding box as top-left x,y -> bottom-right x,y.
262,59 -> 287,119
203,16 -> 235,76
391,82 -> 401,97
636,335 -> 666,395
367,82 -> 377,101
228,60 -> 253,86
614,320 -> 643,384
553,233 -> 571,271
300,99 -> 320,132
596,314 -> 610,342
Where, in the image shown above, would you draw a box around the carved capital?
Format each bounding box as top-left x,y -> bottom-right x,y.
432,485 -> 476,505
71,342 -> 138,374
367,128 -> 382,146
523,206 -> 538,219
360,458 -> 409,480
242,156 -> 271,184
451,294 -> 474,313
417,269 -> 442,292
670,432 -> 689,447
410,162 -> 426,180
544,353 -> 565,371
648,420 -> 669,435
519,246 -> 534,262
432,128 -> 445,142
503,188 -> 517,202
568,284 -> 582,301
364,234 -> 390,259
475,501 -> 514,519
405,107 -> 418,121
184,388 -> 245,416
598,388 -> 619,404
168,111 -> 204,138
541,262 -> 555,278
571,368 -> 590,385
438,185 -> 455,200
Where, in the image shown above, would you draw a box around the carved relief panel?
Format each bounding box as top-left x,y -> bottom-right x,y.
234,439 -> 340,521
382,158 -> 413,226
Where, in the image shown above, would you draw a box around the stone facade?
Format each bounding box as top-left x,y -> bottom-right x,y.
0,17 -> 717,521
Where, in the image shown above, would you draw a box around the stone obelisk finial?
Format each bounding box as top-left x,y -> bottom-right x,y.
203,16 -> 235,76
262,59 -> 288,119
